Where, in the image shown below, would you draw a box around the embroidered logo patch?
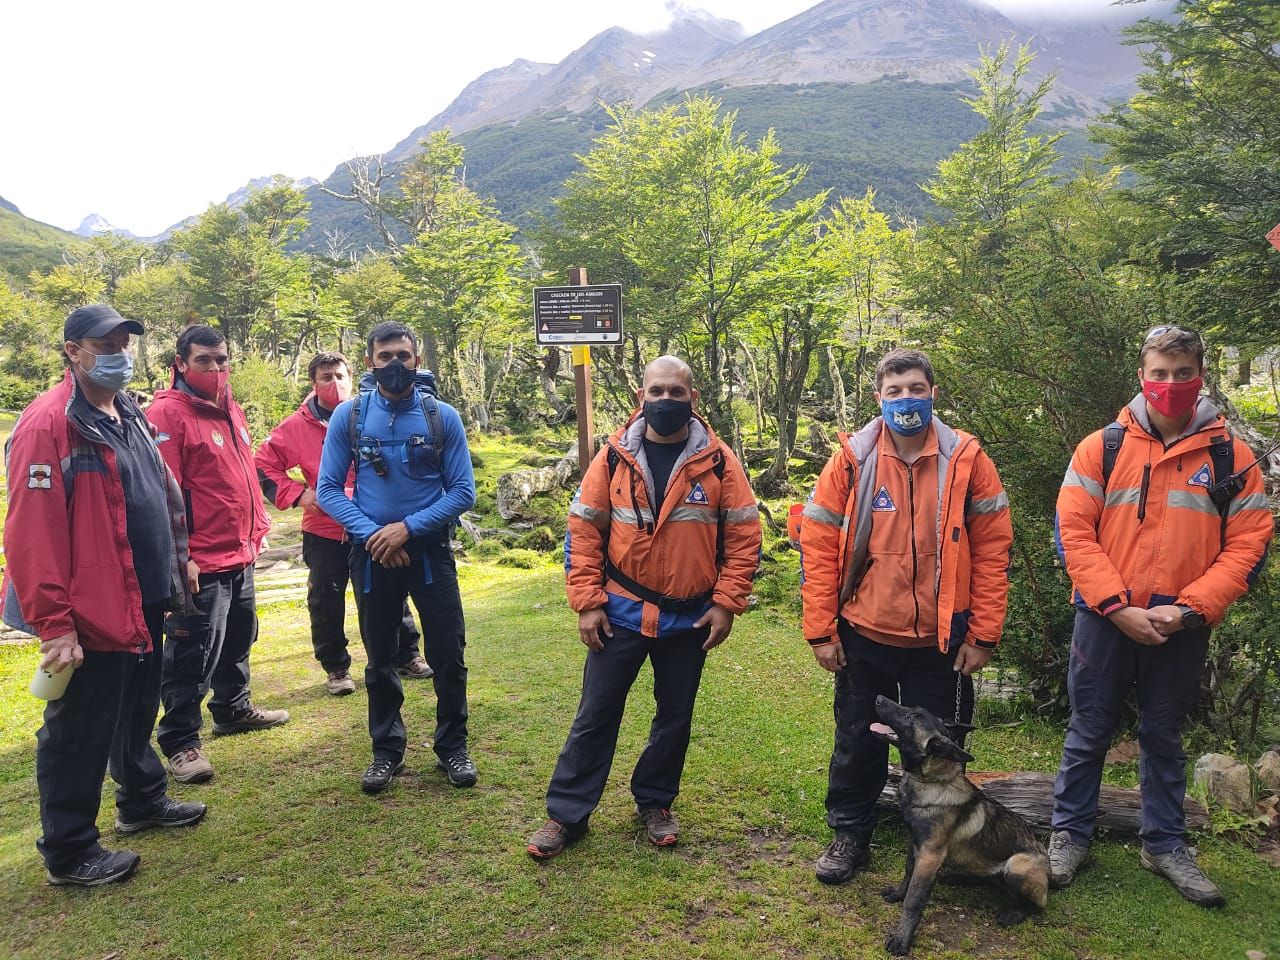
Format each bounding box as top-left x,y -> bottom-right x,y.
27,464 -> 53,489
1187,462 -> 1212,488
155,432 -> 171,443
239,425 -> 250,445
871,485 -> 896,512
686,482 -> 709,505
211,429 -> 225,447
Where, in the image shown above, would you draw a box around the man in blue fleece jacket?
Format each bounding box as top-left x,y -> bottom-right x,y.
317,321 -> 478,794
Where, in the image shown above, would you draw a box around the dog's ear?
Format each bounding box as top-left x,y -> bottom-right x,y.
926,736 -> 975,765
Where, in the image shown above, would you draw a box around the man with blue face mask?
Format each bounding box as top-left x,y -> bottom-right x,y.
799,348 -> 1014,886
2,304 -> 206,887
317,321 -> 477,794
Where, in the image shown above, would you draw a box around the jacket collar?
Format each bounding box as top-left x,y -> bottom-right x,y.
1122,394 -> 1224,442
614,408 -> 713,462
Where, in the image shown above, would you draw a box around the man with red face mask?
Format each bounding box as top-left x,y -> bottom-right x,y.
1049,326 -> 1273,907
147,325 -> 289,785
255,352 -> 432,695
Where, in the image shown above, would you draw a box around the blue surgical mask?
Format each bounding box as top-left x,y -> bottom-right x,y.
881,396 -> 933,437
81,348 -> 134,391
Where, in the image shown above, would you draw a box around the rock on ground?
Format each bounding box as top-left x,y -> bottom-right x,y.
1193,753 -> 1254,814
1256,750 -> 1280,794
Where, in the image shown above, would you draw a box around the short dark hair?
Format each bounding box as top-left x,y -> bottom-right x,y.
177,324 -> 227,361
307,351 -> 351,382
1139,326 -> 1205,369
875,348 -> 935,389
366,322 -> 418,358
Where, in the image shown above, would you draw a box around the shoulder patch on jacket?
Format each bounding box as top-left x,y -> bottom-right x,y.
155,432 -> 171,443
685,482 -> 709,505
871,485 -> 896,512
1187,462 -> 1212,488
27,464 -> 53,489
239,425 -> 251,445
211,429 -> 225,447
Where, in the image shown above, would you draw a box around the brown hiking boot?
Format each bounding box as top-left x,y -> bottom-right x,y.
396,655 -> 434,680
167,746 -> 214,784
638,807 -> 679,847
325,670 -> 356,696
526,820 -> 585,860
815,831 -> 870,885
212,704 -> 290,736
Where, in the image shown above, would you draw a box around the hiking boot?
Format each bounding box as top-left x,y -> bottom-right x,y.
637,807 -> 680,846
167,746 -> 214,784
47,849 -> 140,887
1140,845 -> 1226,908
526,820 -> 586,860
115,797 -> 208,834
815,831 -> 870,885
396,655 -> 434,680
1047,830 -> 1091,889
212,704 -> 290,736
361,757 -> 405,794
325,670 -> 356,696
437,751 -> 478,787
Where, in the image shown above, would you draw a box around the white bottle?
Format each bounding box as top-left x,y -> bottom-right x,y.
30,663 -> 75,701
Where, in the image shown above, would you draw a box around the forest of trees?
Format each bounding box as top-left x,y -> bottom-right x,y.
1,2 -> 1277,743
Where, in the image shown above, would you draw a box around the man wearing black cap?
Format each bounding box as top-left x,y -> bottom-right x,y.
1,304 -> 207,887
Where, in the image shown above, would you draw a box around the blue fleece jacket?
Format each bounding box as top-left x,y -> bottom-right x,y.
316,387 -> 476,542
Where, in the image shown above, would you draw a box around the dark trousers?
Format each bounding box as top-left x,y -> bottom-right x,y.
349,538 -> 468,761
301,532 -> 422,673
157,564 -> 257,756
826,620 -> 974,842
36,605 -> 169,871
546,624 -> 710,827
1051,610 -> 1210,854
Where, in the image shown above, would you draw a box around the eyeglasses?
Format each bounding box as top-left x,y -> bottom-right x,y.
1143,325 -> 1202,345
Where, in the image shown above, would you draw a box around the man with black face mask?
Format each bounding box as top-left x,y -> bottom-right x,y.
317,322 -> 477,794
527,356 -> 761,859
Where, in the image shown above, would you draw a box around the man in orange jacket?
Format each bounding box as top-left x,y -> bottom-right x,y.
526,356 -> 761,859
1049,326 -> 1273,906
800,348 -> 1013,885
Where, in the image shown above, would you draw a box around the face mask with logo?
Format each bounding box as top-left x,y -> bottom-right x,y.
184,368 -> 230,403
315,379 -> 350,410
644,399 -> 693,437
1142,377 -> 1202,418
372,359 -> 417,395
80,348 -> 134,391
881,396 -> 933,437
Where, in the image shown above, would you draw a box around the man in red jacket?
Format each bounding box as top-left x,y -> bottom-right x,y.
2,305 -> 206,887
148,325 -> 288,784
255,351 -> 431,695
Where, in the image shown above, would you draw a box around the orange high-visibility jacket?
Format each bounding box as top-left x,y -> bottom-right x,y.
800,417 -> 1013,651
564,411 -> 762,638
1056,397 -> 1273,624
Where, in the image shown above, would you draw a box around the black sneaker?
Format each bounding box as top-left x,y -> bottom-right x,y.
437,751 -> 478,787
115,798 -> 208,834
361,757 -> 406,794
47,849 -> 141,887
814,831 -> 870,885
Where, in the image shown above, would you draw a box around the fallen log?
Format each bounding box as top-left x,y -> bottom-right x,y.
876,765 -> 1210,834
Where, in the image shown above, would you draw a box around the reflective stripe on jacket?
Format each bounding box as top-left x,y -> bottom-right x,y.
1055,396 -> 1273,624
564,411 -> 762,638
1,373 -> 193,651
800,417 -> 1013,651
254,394 -> 348,541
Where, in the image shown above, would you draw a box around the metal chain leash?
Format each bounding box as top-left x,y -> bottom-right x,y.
954,668 -> 964,725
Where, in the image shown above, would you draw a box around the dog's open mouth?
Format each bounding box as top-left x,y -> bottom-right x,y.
869,722 -> 899,744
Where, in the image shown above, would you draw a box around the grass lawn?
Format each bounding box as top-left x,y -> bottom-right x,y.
1,560 -> 1277,960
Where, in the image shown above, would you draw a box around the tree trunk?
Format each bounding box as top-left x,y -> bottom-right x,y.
829,345 -> 848,432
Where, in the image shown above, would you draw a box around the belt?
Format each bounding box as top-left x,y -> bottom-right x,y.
604,562 -> 712,614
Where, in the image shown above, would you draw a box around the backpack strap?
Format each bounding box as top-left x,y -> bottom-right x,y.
1206,431 -> 1238,548
420,392 -> 445,464
711,449 -> 726,567
1100,421 -> 1125,491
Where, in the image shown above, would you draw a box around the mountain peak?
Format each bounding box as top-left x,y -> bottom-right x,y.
75,213 -> 136,239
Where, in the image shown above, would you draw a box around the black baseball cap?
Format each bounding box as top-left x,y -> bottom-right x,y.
63,304 -> 144,342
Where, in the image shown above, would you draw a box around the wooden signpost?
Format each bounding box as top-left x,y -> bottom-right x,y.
534,269 -> 624,479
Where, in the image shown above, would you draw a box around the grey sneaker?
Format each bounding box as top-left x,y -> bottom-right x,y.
814,831 -> 870,885
396,655 -> 434,680
325,670 -> 356,696
167,746 -> 214,784
1047,830 -> 1091,888
1140,845 -> 1226,907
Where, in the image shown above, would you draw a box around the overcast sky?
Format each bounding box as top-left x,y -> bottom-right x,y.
2,0 -> 1145,236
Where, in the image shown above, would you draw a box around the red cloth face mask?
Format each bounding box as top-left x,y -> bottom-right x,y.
1142,376 -> 1202,418
184,368 -> 229,403
315,380 -> 350,410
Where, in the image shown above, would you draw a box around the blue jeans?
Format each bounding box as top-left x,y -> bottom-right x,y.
1051,610 -> 1209,854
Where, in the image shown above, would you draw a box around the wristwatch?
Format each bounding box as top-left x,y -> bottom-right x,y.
1176,605 -> 1207,630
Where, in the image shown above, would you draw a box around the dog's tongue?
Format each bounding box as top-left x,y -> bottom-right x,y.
869,722 -> 895,737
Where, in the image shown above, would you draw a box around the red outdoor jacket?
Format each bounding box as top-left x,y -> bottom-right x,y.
146,370 -> 269,573
254,394 -> 348,542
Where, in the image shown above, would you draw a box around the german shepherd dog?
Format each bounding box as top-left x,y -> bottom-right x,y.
872,695 -> 1049,956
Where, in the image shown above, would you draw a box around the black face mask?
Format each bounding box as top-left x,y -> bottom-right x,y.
644,399 -> 693,437
372,359 -> 416,395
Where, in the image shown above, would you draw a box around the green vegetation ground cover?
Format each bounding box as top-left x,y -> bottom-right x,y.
1,559 -> 1276,960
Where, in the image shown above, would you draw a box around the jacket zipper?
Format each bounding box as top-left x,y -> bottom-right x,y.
1137,463 -> 1151,522
224,408 -> 261,547
907,461 -> 921,639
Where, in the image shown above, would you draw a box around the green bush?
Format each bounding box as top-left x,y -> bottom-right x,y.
0,372 -> 40,411
497,548 -> 542,569
231,354 -> 305,441
515,525 -> 559,552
